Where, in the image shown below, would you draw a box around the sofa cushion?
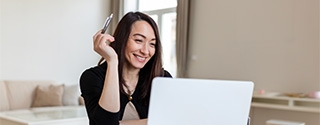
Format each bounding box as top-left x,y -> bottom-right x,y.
5,80 -> 55,110
0,81 -> 10,111
63,84 -> 80,106
32,84 -> 65,107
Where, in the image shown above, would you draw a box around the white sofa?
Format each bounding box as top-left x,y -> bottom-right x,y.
0,80 -> 83,112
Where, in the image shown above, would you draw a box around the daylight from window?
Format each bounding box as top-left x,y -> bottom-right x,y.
138,0 -> 177,11
138,0 -> 177,77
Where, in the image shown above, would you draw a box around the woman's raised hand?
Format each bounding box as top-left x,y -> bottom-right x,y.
93,30 -> 118,63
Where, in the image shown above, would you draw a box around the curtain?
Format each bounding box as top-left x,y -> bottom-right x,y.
176,0 -> 190,78
109,0 -> 121,34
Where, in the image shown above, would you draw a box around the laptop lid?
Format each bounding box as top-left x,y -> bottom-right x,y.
148,77 -> 254,125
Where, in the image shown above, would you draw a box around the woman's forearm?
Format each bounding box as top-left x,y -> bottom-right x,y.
98,61 -> 120,112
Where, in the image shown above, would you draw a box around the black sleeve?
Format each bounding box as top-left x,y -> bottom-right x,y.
163,70 -> 173,78
80,69 -> 120,125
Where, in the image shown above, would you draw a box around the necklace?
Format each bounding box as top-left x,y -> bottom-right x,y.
123,76 -> 138,101
124,84 -> 135,101
127,88 -> 134,101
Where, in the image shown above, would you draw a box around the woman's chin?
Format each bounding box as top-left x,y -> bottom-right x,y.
130,63 -> 146,69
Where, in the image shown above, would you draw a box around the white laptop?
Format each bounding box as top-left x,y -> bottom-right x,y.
148,77 -> 254,125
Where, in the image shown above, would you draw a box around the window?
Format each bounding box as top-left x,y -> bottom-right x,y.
122,0 -> 177,77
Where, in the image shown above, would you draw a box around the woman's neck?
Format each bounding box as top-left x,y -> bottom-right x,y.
123,64 -> 140,90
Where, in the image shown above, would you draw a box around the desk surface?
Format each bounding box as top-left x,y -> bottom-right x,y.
0,106 -> 88,125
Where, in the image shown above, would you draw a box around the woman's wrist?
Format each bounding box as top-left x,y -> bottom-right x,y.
107,59 -> 119,66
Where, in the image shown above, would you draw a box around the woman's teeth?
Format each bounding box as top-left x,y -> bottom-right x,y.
136,56 -> 146,61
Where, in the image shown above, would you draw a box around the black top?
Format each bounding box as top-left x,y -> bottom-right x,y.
79,62 -> 172,125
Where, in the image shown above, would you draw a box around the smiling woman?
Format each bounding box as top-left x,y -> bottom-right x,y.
79,12 -> 172,125
125,21 -> 156,69
122,0 -> 178,77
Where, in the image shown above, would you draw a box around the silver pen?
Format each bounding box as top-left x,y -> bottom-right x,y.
101,13 -> 113,34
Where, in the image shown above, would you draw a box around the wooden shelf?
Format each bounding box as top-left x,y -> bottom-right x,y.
251,92 -> 320,113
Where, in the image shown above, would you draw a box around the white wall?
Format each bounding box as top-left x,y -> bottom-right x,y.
0,0 -> 3,79
188,0 -> 319,125
0,0 -> 111,84
0,3 -> 2,79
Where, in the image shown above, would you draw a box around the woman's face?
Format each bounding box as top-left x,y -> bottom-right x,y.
125,20 -> 156,69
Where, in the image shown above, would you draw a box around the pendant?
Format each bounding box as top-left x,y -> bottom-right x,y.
128,96 -> 133,101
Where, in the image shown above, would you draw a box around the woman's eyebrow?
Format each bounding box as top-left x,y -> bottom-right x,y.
133,33 -> 146,39
133,33 -> 156,40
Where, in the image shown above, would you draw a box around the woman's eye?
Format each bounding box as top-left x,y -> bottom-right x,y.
135,39 -> 143,42
150,43 -> 156,47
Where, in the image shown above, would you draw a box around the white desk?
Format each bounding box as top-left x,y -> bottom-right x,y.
0,106 -> 88,125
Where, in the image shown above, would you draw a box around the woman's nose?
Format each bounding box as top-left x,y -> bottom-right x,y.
140,43 -> 149,55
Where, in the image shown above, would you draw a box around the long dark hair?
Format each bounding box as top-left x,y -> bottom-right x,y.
98,12 -> 164,101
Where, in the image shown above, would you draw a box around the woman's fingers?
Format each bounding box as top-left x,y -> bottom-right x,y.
93,30 -> 102,41
103,34 -> 115,43
93,30 -> 115,44
93,32 -> 115,48
92,31 -> 118,62
96,34 -> 114,44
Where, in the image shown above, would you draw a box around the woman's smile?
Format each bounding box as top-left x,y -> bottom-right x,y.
134,54 -> 146,62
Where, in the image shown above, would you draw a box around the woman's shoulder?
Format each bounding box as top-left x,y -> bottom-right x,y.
81,62 -> 107,79
163,69 -> 173,78
79,63 -> 108,88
